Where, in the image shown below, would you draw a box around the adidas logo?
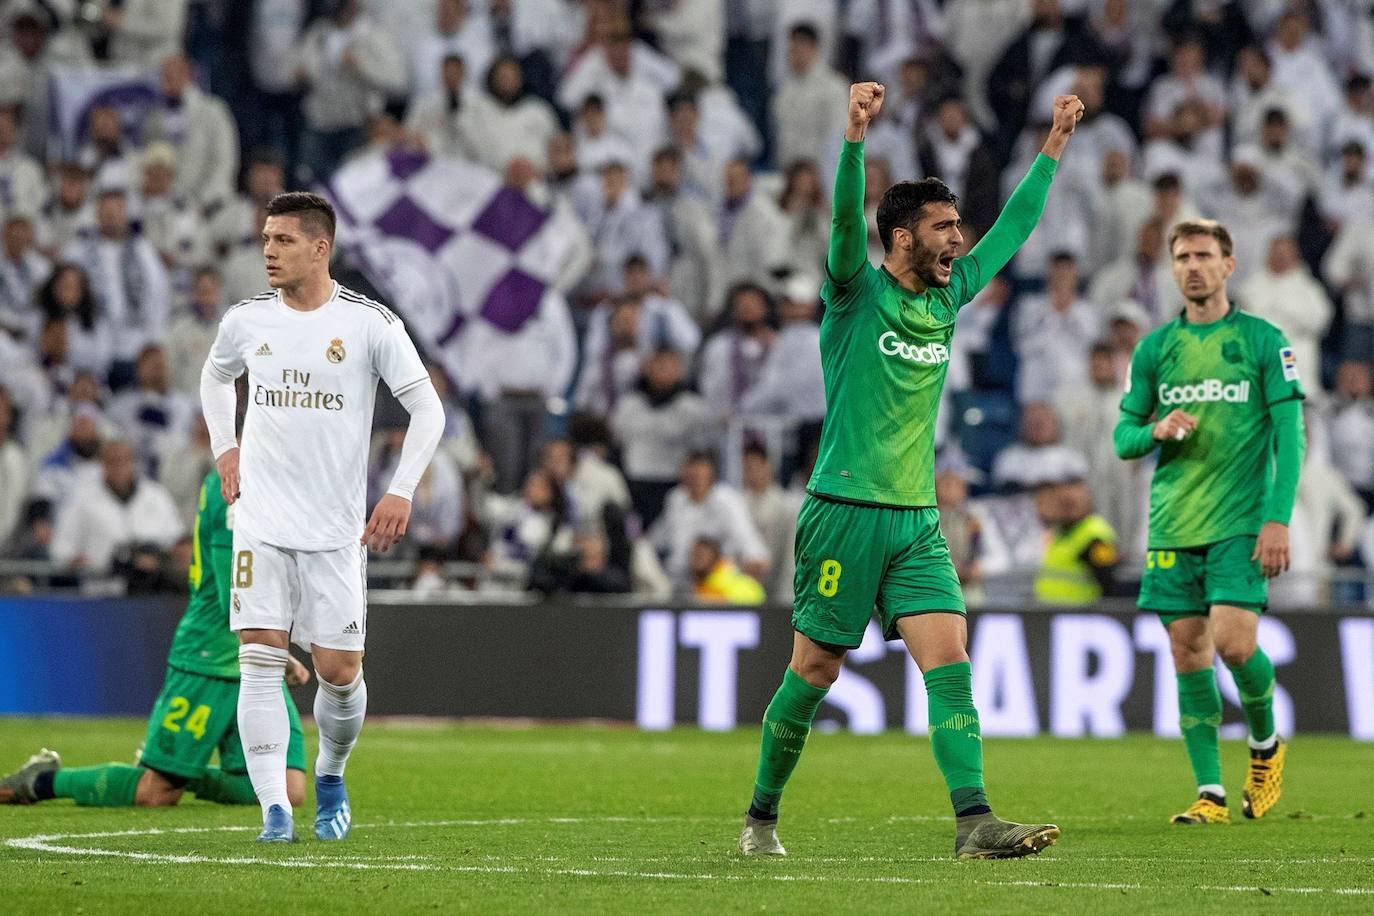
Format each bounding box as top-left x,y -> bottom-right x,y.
342,621 -> 360,634
254,343 -> 272,357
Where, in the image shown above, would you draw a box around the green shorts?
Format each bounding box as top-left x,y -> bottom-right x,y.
1138,535 -> 1267,626
140,666 -> 306,781
791,495 -> 965,649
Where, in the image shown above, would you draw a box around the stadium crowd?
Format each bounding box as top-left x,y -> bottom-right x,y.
0,0 -> 1372,607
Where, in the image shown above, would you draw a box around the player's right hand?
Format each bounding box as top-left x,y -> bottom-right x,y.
216,447 -> 241,504
847,82 -> 885,137
1151,409 -> 1198,442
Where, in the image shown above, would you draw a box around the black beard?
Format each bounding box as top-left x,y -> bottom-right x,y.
910,243 -> 948,288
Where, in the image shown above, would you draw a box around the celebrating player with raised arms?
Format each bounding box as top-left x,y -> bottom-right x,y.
200,192 -> 444,843
1115,219 -> 1304,825
738,84 -> 1082,860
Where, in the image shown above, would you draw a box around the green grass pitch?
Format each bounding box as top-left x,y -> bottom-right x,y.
0,718 -> 1369,914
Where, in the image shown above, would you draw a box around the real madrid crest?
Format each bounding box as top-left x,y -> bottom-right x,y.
326,338 -> 346,363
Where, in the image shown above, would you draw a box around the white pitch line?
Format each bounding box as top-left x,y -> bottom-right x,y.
7,819 -> 1372,898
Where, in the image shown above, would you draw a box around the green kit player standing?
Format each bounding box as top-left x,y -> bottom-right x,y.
1115,219 -> 1303,826
0,468 -> 309,808
738,83 -> 1082,860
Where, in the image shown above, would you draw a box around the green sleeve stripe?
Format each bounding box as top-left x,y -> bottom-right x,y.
824,259 -> 865,288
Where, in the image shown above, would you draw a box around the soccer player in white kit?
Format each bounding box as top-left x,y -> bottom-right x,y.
200,193 -> 444,843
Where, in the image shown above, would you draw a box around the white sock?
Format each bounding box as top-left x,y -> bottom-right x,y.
314,669 -> 367,778
238,644 -> 292,818
1198,783 -> 1225,799
1248,733 -> 1277,752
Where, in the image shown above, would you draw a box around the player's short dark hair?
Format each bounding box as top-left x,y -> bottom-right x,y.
265,192 -> 336,243
876,179 -> 958,252
789,22 -> 820,45
1168,218 -> 1234,259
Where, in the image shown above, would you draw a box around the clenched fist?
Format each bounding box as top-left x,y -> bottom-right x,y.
845,82 -> 886,141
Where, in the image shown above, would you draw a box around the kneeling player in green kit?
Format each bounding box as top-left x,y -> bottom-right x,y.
0,468 -> 309,808
1115,219 -> 1303,825
738,83 -> 1081,860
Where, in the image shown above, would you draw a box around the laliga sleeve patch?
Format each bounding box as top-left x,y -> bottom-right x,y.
1279,347 -> 1299,382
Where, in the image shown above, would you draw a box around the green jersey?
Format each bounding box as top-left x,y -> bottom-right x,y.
807,141 -> 1058,507
166,469 -> 239,679
1119,307 -> 1305,549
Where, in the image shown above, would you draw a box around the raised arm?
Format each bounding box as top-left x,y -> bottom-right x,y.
960,96 -> 1084,296
827,82 -> 885,284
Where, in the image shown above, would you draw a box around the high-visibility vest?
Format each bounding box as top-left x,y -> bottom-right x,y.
696,561 -> 766,605
1034,514 -> 1118,606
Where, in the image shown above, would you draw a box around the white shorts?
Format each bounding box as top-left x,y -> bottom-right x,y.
229,529 -> 367,652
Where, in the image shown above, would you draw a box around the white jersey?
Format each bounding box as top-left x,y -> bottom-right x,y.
206,282 -> 428,550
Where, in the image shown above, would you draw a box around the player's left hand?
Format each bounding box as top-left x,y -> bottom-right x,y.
1050,95 -> 1086,135
363,493 -> 412,553
285,656 -> 312,687
1252,521 -> 1290,578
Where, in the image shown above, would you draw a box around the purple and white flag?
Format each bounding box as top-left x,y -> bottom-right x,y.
323,148 -> 580,389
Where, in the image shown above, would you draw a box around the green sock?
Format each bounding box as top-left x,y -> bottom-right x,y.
52,764 -> 143,807
188,767 -> 259,806
924,661 -> 988,815
1177,668 -> 1223,788
1226,648 -> 1276,743
749,668 -> 829,819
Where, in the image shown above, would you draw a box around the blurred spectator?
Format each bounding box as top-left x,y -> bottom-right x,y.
473,54 -> 559,174
0,214 -> 51,341
143,54 -> 239,208
411,0 -> 494,98
38,162 -> 96,258
1142,98 -> 1224,198
482,466 -> 574,584
372,426 -> 465,556
1012,252 -> 1099,403
644,147 -> 719,324
27,370 -> 104,472
1238,233 -> 1333,399
404,53 -> 486,162
645,0 -> 725,85
530,526 -> 633,596
740,442 -> 796,600
1055,341 -> 1149,560
1230,44 -> 1312,156
689,536 -> 765,605
1322,214 -> 1374,361
557,24 -> 675,172
1033,472 -> 1119,606
571,159 -> 669,299
610,347 -> 713,527
0,12 -> 93,160
571,94 -> 638,180
50,438 -> 184,576
1086,148 -> 1150,273
77,105 -> 135,190
566,413 -> 631,525
166,266 -> 224,395
1327,361 -> 1374,506
135,143 -> 208,278
105,0 -> 189,67
296,0 -> 407,184
206,147 -> 283,259
107,344 -> 196,478
935,449 -> 985,600
0,386 -> 26,549
1202,148 -> 1291,288
37,263 -> 113,379
1295,441 -> 1367,597
777,159 -> 828,279
425,361 -> 479,476
700,282 -> 775,419
1265,8 -> 1341,146
159,415 -> 213,531
651,451 -> 768,589
770,22 -> 847,173
717,159 -> 788,302
574,296 -> 643,417
987,0 -> 1096,158
62,189 -> 172,382
1331,74 -> 1374,165
991,402 -> 1089,492
0,105 -> 45,220
917,95 -> 998,236
1090,219 -> 1177,328
1003,123 -> 1096,279
680,71 -> 762,171
1253,108 -> 1317,222
741,273 -> 824,470
463,287 -> 575,494
666,91 -> 727,203
1318,141 -> 1374,234
1143,33 -> 1226,144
